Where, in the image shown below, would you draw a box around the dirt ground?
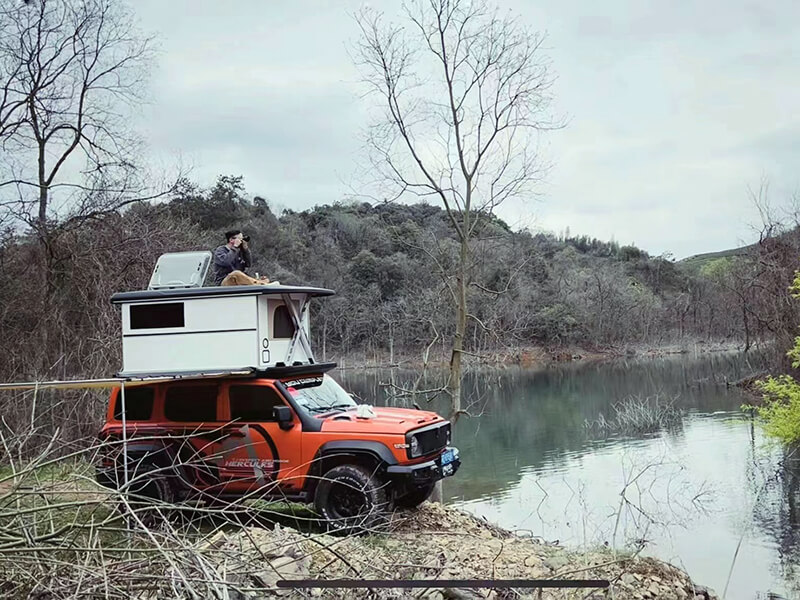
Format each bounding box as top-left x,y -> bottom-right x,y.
178,502 -> 719,600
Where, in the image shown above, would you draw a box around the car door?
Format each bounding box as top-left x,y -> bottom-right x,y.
220,382 -> 303,492
161,382 -> 228,492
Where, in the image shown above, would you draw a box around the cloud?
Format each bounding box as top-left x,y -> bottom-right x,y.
132,0 -> 800,259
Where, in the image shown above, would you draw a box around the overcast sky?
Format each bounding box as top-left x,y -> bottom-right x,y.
133,0 -> 800,259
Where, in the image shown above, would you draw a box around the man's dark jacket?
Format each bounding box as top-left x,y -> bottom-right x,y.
212,244 -> 251,285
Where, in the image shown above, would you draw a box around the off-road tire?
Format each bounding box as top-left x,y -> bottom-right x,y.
313,464 -> 391,534
120,461 -> 177,527
395,482 -> 436,509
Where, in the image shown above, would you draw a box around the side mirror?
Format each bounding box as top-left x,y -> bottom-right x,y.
273,405 -> 294,430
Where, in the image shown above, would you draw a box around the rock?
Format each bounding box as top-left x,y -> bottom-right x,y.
133,504 -> 719,600
692,584 -> 718,600
197,529 -> 228,551
443,589 -> 484,600
249,552 -> 312,597
543,554 -> 569,571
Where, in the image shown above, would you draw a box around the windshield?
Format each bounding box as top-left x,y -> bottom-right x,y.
281,374 -> 357,415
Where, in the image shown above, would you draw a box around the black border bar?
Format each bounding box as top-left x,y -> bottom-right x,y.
277,579 -> 609,589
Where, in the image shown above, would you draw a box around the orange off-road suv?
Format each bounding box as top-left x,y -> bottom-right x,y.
95,363 -> 460,530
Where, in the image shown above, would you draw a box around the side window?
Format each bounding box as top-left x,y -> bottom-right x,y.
273,305 -> 296,339
113,386 -> 154,421
130,303 -> 185,329
164,385 -> 218,422
229,385 -> 285,422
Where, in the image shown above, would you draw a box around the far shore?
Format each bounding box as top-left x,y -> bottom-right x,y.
326,339 -> 760,371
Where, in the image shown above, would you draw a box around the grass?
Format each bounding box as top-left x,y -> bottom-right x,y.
585,394 -> 684,435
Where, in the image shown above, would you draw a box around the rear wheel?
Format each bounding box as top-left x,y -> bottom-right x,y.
313,464 -> 391,533
120,462 -> 176,527
395,482 -> 436,509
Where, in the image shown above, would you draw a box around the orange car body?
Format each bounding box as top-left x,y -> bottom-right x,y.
96,366 -> 460,504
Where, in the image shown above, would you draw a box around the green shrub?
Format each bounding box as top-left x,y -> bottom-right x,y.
754,375 -> 800,445
752,270 -> 800,446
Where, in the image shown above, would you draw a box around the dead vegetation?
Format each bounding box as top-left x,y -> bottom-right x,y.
0,385 -> 718,599
584,394 -> 684,436
0,454 -> 720,600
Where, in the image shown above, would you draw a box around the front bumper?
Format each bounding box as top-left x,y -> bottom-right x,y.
386,446 -> 461,484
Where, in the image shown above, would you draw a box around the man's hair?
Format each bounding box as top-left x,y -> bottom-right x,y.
224,230 -> 242,242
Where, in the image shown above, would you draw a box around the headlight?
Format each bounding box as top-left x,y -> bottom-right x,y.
409,434 -> 421,458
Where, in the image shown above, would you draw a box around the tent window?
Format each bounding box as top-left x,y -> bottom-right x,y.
273,305 -> 296,339
130,303 -> 185,329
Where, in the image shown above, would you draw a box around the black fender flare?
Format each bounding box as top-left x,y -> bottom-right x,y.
305,440 -> 398,495
317,440 -> 398,466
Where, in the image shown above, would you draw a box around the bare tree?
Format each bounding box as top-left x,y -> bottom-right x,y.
0,0 -> 172,375
0,0 -> 160,248
355,0 -> 558,421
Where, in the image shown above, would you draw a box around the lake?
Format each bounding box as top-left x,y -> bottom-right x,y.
338,352 -> 799,600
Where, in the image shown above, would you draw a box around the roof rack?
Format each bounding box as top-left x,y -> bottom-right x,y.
0,363 -> 339,392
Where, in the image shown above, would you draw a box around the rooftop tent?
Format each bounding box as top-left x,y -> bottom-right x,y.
148,251 -> 212,290
111,253 -> 335,377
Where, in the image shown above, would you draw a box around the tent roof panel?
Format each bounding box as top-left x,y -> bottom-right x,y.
110,285 -> 335,304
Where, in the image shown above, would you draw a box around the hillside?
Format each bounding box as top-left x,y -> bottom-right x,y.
679,244 -> 754,271
0,174 -> 794,388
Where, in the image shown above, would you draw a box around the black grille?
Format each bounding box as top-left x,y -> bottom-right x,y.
414,422 -> 450,456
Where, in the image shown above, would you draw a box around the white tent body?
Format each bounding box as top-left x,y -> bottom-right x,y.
107,251 -> 335,377
115,289 -> 319,375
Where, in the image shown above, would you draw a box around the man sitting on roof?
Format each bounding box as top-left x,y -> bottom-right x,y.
221,270 -> 279,286
212,230 -> 251,285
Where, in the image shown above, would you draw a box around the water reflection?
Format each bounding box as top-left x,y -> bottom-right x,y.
751,449 -> 800,599
340,353 -> 766,500
336,351 -> 800,599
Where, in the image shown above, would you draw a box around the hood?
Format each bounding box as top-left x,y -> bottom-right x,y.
318,406 -> 445,434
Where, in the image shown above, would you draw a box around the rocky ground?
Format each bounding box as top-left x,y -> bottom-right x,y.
145,503 -> 719,600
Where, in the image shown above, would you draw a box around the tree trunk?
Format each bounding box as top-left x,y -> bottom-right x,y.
742,300 -> 751,352
322,319 -> 327,361
36,143 -> 53,376
389,325 -> 394,365
449,234 -> 469,423
38,143 -> 48,226
430,479 -> 443,504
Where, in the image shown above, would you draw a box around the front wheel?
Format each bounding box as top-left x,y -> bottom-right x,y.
314,464 -> 392,533
395,482 -> 436,509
